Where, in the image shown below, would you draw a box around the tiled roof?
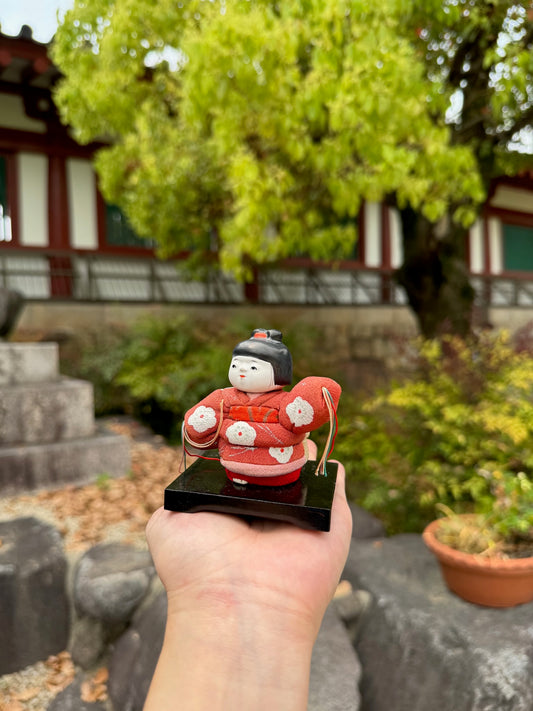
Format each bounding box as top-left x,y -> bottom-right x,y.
0,25 -> 60,92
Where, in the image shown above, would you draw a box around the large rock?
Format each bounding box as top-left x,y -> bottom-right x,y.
0,517 -> 69,674
309,604 -> 361,711
343,534 -> 533,711
69,617 -> 108,670
349,503 -> 386,539
74,543 -> 155,622
108,588 -> 167,711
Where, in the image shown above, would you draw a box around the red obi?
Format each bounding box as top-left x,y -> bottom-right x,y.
228,405 -> 279,423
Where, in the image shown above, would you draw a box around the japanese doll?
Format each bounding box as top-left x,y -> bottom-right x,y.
183,329 -> 341,486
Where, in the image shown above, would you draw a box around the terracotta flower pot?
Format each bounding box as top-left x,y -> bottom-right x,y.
423,518 -> 533,608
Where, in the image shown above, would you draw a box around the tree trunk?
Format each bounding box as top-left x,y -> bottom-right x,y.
395,207 -> 474,339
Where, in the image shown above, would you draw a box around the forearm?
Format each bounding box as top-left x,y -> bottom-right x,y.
144,594 -> 315,711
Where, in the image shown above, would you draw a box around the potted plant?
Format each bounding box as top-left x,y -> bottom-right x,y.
423,470 -> 533,607
336,329 -> 533,606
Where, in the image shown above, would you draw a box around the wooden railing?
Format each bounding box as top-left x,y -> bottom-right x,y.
3,248 -> 533,308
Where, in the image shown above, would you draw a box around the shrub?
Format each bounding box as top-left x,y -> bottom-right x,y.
115,315 -> 230,439
336,331 -> 533,534
60,327 -> 134,415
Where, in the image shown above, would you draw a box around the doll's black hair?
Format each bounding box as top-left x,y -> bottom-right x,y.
232,329 -> 293,386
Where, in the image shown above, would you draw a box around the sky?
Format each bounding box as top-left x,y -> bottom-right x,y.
0,0 -> 74,43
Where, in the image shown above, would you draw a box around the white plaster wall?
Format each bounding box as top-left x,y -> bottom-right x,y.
469,219 -> 484,274
364,202 -> 381,267
389,207 -> 403,268
0,94 -> 46,133
490,186 -> 533,214
17,153 -> 48,247
489,217 -> 503,274
67,158 -> 98,249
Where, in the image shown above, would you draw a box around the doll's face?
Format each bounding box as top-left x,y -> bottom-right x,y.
228,356 -> 276,393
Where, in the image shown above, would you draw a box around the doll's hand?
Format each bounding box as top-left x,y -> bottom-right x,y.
144,461 -> 352,711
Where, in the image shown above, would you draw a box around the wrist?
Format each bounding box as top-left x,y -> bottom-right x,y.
144,589 -> 315,711
166,578 -> 321,648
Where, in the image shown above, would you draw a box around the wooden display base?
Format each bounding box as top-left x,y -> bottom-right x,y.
164,458 -> 338,532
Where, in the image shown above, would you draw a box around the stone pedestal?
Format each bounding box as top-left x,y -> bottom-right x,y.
0,342 -> 130,495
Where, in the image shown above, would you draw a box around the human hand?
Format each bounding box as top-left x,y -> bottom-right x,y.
144,461 -> 352,711
146,461 -> 352,639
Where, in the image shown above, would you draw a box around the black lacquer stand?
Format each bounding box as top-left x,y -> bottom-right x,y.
164,458 -> 338,532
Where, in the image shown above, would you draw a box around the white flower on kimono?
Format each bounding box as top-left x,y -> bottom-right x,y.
268,446 -> 294,463
187,405 -> 217,433
286,396 -> 314,427
226,421 -> 257,446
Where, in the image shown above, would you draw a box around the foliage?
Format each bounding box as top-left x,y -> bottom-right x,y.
337,331 -> 533,534
435,468 -> 533,556
59,326 -> 134,415
114,316 -> 230,430
51,0 -> 489,279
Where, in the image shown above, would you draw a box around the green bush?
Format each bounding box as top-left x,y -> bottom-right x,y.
115,315 -> 231,439
60,327 -> 134,416
336,331 -> 533,534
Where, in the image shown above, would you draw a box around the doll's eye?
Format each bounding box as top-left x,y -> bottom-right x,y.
231,364 -> 237,369
251,366 -> 257,370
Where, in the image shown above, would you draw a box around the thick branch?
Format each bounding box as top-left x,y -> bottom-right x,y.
448,28 -> 485,87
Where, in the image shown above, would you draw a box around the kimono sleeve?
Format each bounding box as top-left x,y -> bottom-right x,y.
279,377 -> 341,435
183,389 -> 224,448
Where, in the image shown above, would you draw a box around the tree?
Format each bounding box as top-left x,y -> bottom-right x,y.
52,0 -> 532,337
394,1 -> 533,336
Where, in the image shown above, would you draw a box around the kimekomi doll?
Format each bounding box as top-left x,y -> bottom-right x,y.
183,329 -> 340,486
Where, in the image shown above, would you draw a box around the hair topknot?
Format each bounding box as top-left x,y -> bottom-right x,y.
232,329 -> 292,386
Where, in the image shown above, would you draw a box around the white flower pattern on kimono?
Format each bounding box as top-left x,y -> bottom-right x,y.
226,421 -> 257,446
188,405 -> 217,433
268,446 -> 294,463
286,396 -> 314,427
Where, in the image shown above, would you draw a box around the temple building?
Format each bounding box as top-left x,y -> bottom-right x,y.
1,26 -> 533,311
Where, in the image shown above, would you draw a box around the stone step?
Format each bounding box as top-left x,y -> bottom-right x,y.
0,429 -> 131,495
0,342 -> 59,385
0,378 -> 94,445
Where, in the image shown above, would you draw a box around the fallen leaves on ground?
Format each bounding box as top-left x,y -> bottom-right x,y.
81,667 -> 109,703
44,652 -> 76,694
0,652 -> 76,711
8,419 -> 184,551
